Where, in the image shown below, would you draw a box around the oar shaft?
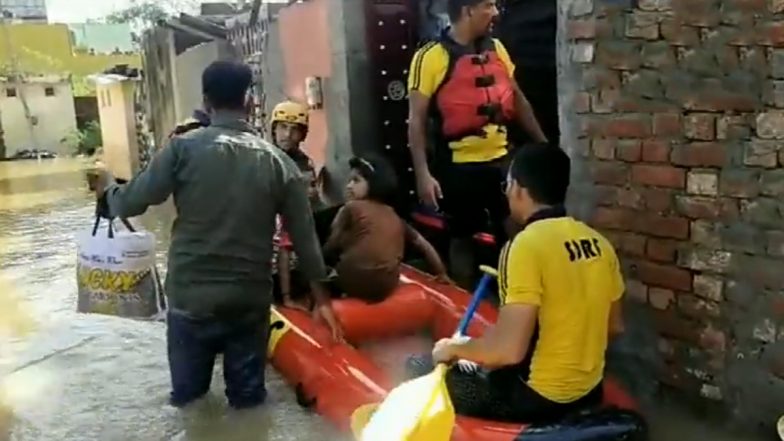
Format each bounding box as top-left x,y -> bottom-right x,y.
456,272 -> 493,336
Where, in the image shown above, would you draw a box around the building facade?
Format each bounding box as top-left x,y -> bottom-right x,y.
0,75 -> 76,156
0,23 -> 140,96
558,0 -> 784,430
93,73 -> 141,181
0,0 -> 47,23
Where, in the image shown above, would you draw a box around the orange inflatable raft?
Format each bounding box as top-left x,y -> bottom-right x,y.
267,266 -> 645,440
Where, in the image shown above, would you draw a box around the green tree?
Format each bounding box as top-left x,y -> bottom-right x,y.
106,1 -> 171,30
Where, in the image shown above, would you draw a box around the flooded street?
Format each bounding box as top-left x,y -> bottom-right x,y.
0,159 -> 770,441
0,159 -> 341,441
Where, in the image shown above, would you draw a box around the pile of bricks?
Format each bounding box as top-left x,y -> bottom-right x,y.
561,0 -> 784,428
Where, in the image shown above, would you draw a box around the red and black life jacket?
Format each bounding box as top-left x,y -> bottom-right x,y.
432,33 -> 516,142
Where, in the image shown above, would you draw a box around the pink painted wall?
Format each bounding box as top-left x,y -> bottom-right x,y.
277,0 -> 332,170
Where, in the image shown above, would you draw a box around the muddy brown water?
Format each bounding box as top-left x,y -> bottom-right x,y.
0,159 -> 769,441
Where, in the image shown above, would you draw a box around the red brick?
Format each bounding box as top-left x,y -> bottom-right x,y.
720,170 -> 760,198
617,188 -> 644,209
568,19 -> 596,39
686,90 -> 759,112
672,0 -> 721,27
757,21 -> 784,46
592,89 -> 620,114
586,115 -> 652,138
643,188 -> 673,212
717,115 -> 751,140
636,261 -> 693,291
658,338 -> 676,360
616,140 -> 642,162
592,207 -> 635,230
660,18 -> 700,46
769,356 -> 784,381
647,239 -> 679,263
727,0 -> 766,11
618,232 -> 647,257
719,198 -> 740,220
642,140 -> 672,163
574,92 -> 591,113
699,325 -> 727,353
717,45 -> 741,69
592,139 -> 615,159
658,363 -> 697,391
653,311 -> 701,345
595,185 -> 620,207
636,214 -> 690,239
771,296 -> 784,318
678,295 -> 721,319
615,98 -> 675,113
596,41 -> 642,70
676,195 -> 721,220
650,287 -> 675,310
670,143 -> 727,167
653,113 -> 682,136
684,113 -> 716,140
631,164 -> 686,188
768,231 -> 784,257
569,17 -> 612,39
585,66 -> 621,90
592,161 -> 629,186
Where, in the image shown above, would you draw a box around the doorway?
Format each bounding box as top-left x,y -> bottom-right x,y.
495,0 -> 560,146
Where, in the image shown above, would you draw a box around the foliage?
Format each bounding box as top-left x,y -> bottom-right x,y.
63,120 -> 103,156
105,2 -> 171,30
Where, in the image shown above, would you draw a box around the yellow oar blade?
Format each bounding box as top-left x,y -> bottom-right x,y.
353,364 -> 455,441
777,414 -> 784,441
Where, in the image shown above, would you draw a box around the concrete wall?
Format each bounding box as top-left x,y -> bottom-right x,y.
143,28 -> 179,149
174,41 -> 222,123
68,23 -> 135,54
0,80 -> 76,156
143,27 -> 235,148
0,24 -> 140,96
97,81 -> 138,181
258,0 -> 373,200
559,0 -> 784,431
275,0 -> 332,170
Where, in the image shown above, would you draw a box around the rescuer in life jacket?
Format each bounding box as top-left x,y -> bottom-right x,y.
270,100 -> 316,172
410,144 -> 626,424
407,0 -> 548,288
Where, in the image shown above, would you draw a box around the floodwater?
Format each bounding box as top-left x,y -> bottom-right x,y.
0,158 -> 771,441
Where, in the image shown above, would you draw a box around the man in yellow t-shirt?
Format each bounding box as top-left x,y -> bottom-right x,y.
407,0 -> 548,288
422,144 -> 626,423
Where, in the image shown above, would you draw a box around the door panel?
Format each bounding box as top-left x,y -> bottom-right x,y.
363,0 -> 419,214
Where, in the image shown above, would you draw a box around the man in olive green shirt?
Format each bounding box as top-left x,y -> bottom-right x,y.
93,61 -> 342,409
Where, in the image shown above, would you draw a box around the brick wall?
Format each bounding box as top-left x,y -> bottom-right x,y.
560,0 -> 784,429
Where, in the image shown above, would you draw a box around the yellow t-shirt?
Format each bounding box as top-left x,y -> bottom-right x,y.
498,217 -> 625,403
407,39 -> 516,164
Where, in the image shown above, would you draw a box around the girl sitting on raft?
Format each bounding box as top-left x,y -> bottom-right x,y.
323,155 -> 451,303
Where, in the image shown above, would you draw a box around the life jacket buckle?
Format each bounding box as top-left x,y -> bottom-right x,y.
470,54 -> 489,65
475,75 -> 496,88
477,103 -> 502,121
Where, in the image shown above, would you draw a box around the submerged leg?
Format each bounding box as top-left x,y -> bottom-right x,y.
222,314 -> 268,410
167,312 -> 218,408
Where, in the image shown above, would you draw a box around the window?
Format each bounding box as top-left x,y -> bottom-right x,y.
44,87 -> 55,97
6,88 -> 16,97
